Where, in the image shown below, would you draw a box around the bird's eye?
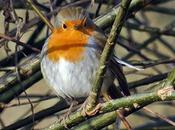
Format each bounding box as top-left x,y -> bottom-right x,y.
62,23 -> 67,29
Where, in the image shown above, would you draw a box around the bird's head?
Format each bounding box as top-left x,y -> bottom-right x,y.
46,7 -> 96,63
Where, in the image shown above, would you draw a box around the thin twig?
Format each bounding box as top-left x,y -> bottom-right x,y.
0,33 -> 40,52
143,107 -> 175,127
123,19 -> 175,60
117,111 -> 133,130
4,96 -> 53,108
27,0 -> 54,31
125,21 -> 175,37
130,59 -> 175,68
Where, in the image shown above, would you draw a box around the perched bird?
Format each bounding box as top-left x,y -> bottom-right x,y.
40,7 -> 130,109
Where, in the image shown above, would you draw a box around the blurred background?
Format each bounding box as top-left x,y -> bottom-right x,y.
0,0 -> 175,129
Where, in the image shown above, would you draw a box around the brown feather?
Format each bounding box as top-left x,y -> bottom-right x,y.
55,7 -> 89,27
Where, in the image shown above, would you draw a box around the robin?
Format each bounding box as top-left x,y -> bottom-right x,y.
40,7 -> 131,114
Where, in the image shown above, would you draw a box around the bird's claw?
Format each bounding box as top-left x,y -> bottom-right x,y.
81,103 -> 101,116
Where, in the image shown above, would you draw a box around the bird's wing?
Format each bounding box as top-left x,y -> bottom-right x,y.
93,29 -> 130,96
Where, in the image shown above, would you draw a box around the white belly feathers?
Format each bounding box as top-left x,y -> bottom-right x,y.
41,37 -> 99,99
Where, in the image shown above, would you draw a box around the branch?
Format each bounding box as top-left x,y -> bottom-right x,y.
71,90 -> 175,130
95,0 -> 152,29
47,89 -> 175,130
0,33 -> 40,52
145,6 -> 175,15
86,0 -> 132,111
72,111 -> 117,130
128,72 -> 168,89
2,100 -> 68,130
135,116 -> 175,129
125,22 -> 175,37
27,0 -> 54,31
4,89 -> 175,130
130,59 -> 175,68
0,71 -> 42,105
0,55 -> 40,94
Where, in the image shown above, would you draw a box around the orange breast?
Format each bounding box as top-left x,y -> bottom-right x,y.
47,25 -> 94,63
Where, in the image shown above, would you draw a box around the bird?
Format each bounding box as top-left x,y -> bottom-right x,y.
40,7 -> 130,114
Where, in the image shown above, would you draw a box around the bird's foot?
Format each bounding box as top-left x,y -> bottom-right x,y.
58,113 -> 69,129
59,100 -> 78,128
80,99 -> 101,116
84,103 -> 101,116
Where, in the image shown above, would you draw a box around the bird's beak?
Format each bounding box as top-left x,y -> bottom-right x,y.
74,17 -> 87,30
74,25 -> 81,30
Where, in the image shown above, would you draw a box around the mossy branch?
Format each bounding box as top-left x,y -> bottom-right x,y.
72,92 -> 175,130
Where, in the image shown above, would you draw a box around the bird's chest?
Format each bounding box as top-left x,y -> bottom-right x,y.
41,38 -> 100,99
